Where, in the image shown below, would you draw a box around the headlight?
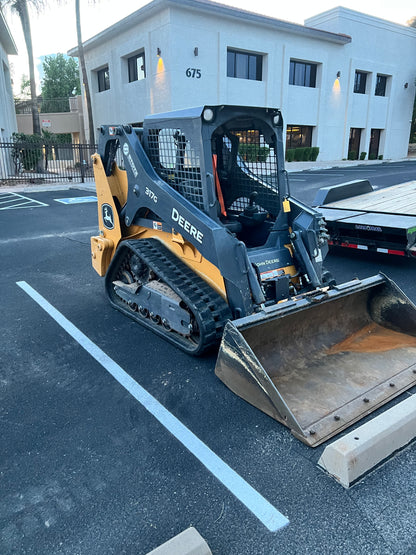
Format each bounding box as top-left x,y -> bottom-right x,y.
203,108 -> 214,122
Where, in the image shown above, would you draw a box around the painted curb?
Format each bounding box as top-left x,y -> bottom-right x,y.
146,527 -> 212,555
318,393 -> 416,488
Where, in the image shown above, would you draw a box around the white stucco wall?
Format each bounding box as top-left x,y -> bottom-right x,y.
0,37 -> 17,139
72,1 -> 416,161
307,8 -> 416,159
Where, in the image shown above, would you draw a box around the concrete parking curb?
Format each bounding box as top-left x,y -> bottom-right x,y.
146,527 -> 212,555
318,394 -> 416,488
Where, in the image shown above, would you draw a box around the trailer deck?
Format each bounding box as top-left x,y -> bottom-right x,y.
314,180 -> 416,257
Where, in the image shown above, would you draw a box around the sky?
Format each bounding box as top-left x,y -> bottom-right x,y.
3,0 -> 416,95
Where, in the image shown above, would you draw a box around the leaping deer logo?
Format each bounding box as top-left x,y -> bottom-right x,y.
102,204 -> 115,229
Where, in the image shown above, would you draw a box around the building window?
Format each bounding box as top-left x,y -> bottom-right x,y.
227,49 -> 262,81
354,71 -> 367,94
375,74 -> 387,97
289,60 -> 317,88
286,125 -> 313,149
128,52 -> 146,82
97,66 -> 110,92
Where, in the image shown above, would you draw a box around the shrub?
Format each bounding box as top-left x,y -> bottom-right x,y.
310,147 -> 320,161
257,146 -> 270,162
302,148 -> 311,161
238,144 -> 270,162
286,148 -> 295,162
348,150 -> 357,160
368,153 -> 377,160
359,151 -> 367,160
378,154 -> 383,160
294,147 -> 305,161
12,132 -> 43,171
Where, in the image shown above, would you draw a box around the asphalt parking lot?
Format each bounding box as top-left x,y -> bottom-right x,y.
1,166 -> 416,555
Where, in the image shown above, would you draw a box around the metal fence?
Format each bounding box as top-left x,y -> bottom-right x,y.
14,97 -> 72,114
0,138 -> 97,185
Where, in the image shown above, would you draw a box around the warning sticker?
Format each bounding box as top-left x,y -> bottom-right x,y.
260,269 -> 284,281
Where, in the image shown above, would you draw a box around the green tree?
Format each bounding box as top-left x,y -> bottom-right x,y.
41,53 -> 81,112
1,0 -> 41,135
19,74 -> 31,98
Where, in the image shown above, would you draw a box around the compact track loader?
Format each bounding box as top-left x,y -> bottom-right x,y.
91,105 -> 416,446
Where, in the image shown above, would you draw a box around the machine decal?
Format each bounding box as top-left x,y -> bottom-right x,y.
102,203 -> 115,230
145,187 -> 158,203
256,258 -> 280,268
123,142 -> 139,178
260,269 -> 285,280
171,207 -> 203,244
355,224 -> 383,233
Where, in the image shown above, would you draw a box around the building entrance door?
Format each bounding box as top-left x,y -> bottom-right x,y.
369,129 -> 381,159
348,128 -> 362,160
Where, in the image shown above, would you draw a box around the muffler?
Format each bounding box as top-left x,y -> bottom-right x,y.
215,274 -> 416,446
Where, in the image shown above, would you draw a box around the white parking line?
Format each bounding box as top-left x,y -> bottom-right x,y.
337,169 -> 377,172
303,173 -> 346,177
0,192 -> 48,209
0,228 -> 97,245
16,281 -> 289,533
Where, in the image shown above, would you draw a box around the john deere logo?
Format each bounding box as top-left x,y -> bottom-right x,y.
102,203 -> 114,230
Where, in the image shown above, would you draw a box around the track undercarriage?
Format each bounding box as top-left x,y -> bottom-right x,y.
105,239 -> 231,355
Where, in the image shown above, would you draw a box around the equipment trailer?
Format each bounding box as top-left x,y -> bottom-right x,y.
314,179 -> 416,257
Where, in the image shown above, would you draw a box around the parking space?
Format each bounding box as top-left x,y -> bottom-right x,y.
1,185 -> 416,554
0,191 -> 48,210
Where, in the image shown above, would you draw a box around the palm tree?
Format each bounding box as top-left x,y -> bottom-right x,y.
408,17 -> 416,143
75,0 -> 94,145
1,0 -> 41,135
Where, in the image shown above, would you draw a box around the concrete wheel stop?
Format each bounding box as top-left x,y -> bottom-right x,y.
318,393 -> 416,488
146,527 -> 212,555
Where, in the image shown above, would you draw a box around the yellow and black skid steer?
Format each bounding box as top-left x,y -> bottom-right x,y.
91,105 -> 416,446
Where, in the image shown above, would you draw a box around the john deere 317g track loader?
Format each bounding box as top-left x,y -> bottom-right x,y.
91,105 -> 416,446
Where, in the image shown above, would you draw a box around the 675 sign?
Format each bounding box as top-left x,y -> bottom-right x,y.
186,67 -> 201,78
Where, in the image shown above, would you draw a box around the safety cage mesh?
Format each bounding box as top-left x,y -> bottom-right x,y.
214,129 -> 280,217
145,128 -> 204,210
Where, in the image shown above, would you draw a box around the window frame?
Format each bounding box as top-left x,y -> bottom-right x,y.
97,66 -> 110,92
227,48 -> 263,81
289,60 -> 317,88
127,51 -> 146,83
354,71 -> 367,94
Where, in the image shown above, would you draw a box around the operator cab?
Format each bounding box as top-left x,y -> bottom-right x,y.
211,119 -> 281,247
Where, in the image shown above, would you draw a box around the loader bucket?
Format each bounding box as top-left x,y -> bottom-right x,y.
215,274 -> 416,446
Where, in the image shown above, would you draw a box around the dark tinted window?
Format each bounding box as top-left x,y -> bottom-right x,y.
98,66 -> 110,92
227,49 -> 262,81
286,125 -> 313,148
289,60 -> 317,88
128,52 -> 146,82
354,71 -> 367,94
375,74 -> 387,96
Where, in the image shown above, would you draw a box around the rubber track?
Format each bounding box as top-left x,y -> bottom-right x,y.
112,238 -> 231,354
